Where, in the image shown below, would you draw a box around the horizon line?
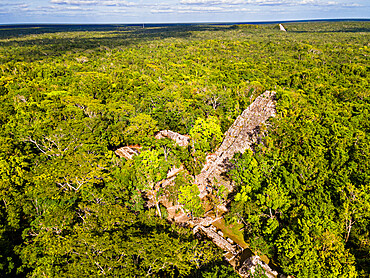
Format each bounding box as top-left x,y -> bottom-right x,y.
1,18 -> 369,27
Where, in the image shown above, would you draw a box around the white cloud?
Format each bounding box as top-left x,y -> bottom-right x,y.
179,0 -> 348,6
49,5 -> 92,10
149,2 -> 259,14
248,0 -> 290,5
178,0 -> 305,6
151,8 -> 175,13
0,3 -> 29,8
0,3 -> 17,7
342,2 -> 362,7
50,0 -> 98,5
177,5 -> 257,13
298,0 -> 338,5
1,0 -> 366,23
180,0 -> 245,5
179,6 -> 223,11
50,0 -> 135,6
102,1 -> 135,6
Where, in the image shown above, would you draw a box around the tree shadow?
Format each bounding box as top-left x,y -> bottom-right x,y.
186,256 -> 238,278
290,27 -> 370,33
285,21 -> 370,33
0,24 -> 231,63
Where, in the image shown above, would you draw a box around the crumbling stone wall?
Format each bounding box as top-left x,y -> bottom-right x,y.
196,91 -> 276,193
115,91 -> 279,278
239,255 -> 279,278
115,145 -> 142,160
193,225 -> 239,254
154,130 -> 190,147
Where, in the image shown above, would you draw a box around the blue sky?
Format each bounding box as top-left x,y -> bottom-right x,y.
0,0 -> 369,24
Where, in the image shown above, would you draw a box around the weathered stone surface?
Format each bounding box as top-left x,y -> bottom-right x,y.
174,213 -> 190,224
196,91 -> 276,192
239,255 -> 278,278
279,24 -> 287,32
114,145 -> 141,160
166,165 -> 184,179
152,92 -> 278,277
194,225 -> 238,254
217,230 -> 224,237
147,175 -> 178,209
115,91 -> 280,278
167,205 -> 190,224
154,130 -> 190,147
189,216 -> 215,228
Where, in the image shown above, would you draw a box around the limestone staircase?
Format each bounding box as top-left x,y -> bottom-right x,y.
196,90 -> 276,194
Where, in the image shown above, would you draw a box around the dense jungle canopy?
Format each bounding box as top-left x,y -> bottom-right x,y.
0,21 -> 369,277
